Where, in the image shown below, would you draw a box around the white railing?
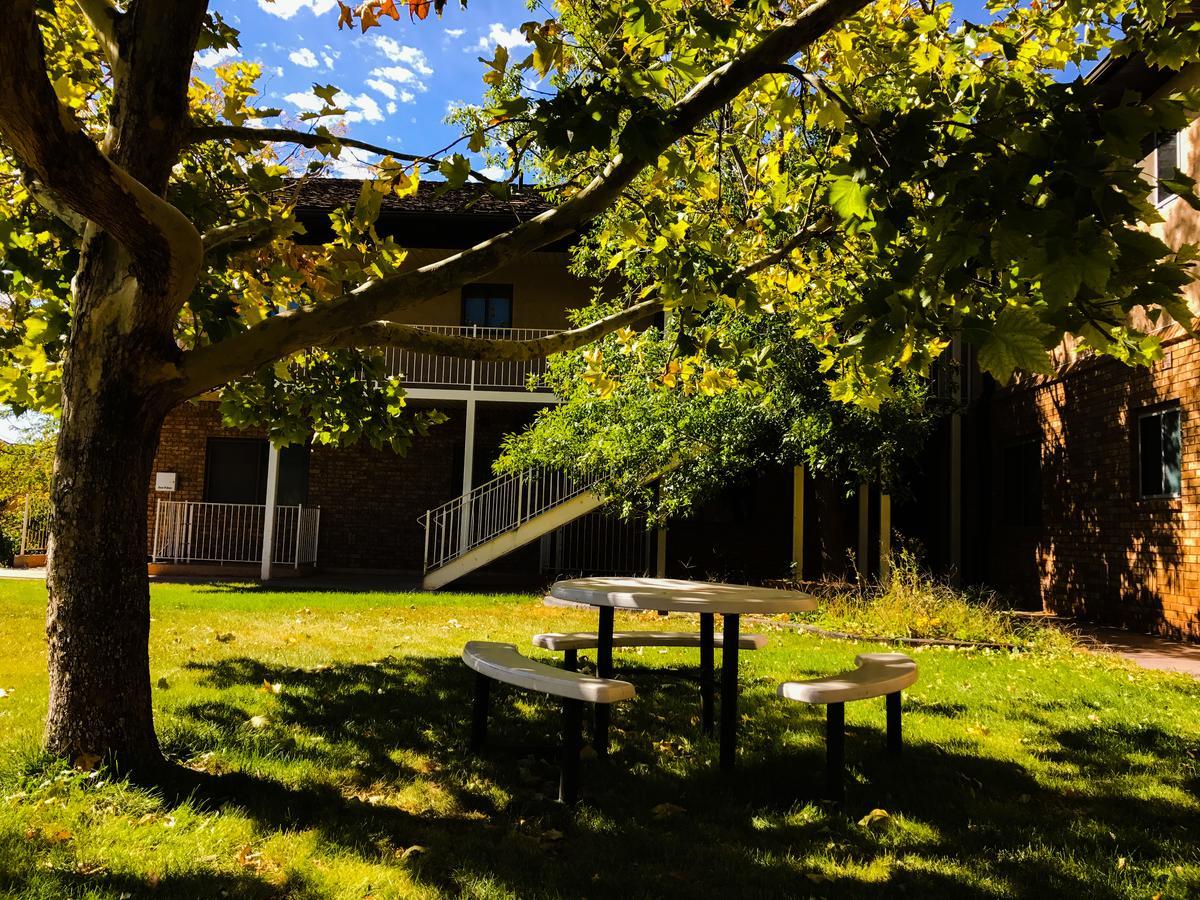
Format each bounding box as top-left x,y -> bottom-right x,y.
421,466 -> 601,572
19,496 -> 50,555
372,325 -> 558,390
540,511 -> 651,578
152,500 -> 320,567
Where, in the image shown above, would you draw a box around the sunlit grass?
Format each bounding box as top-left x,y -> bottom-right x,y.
1,578 -> 1198,898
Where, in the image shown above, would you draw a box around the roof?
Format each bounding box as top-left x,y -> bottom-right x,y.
292,178 -> 553,219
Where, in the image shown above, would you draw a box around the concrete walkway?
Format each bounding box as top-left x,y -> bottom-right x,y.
1078,626 -> 1200,678
0,566 -> 44,579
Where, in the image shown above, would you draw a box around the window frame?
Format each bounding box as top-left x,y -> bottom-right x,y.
1152,130 -> 1183,208
1137,404 -> 1183,500
461,283 -> 514,330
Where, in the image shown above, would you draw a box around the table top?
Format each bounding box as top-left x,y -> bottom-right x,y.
549,577 -> 818,615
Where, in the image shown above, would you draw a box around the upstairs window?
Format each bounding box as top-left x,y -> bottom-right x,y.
1002,439 -> 1041,527
1138,406 -> 1182,499
1152,131 -> 1182,206
462,284 -> 513,329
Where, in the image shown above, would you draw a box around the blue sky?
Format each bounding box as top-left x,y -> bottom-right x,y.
202,0 -> 542,178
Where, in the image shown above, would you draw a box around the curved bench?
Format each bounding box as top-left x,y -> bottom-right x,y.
777,653 -> 918,800
462,641 -> 635,805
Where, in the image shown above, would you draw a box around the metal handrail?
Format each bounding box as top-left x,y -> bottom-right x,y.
152,499 -> 320,567
370,324 -> 560,390
421,466 -> 602,572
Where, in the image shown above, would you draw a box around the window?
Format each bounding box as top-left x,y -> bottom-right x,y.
1002,439 -> 1041,527
1138,406 -> 1182,498
1152,131 -> 1182,206
204,438 -> 310,505
462,284 -> 513,329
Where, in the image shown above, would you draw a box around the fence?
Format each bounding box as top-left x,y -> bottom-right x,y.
372,325 -> 558,390
152,500 -> 320,567
19,496 -> 50,556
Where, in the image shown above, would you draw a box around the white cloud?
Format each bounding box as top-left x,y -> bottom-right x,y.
321,52 -> 335,69
195,46 -> 240,68
476,23 -> 529,51
288,47 -> 319,67
372,36 -> 433,76
274,66 -> 286,77
445,28 -> 465,38
386,101 -> 398,115
327,151 -> 382,179
370,65 -> 427,91
366,78 -> 397,100
398,89 -> 415,103
257,0 -> 337,19
478,166 -> 506,181
283,89 -> 383,123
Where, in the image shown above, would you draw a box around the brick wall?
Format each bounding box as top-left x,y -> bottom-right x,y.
987,339 -> 1200,639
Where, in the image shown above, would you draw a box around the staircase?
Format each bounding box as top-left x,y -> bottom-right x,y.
420,467 -> 606,589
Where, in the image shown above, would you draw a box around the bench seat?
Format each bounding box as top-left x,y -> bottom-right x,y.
777,653 -> 918,801
533,631 -> 767,653
777,653 -> 917,704
463,641 -> 635,704
462,641 -> 635,805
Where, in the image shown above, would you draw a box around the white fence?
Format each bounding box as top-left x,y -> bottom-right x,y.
422,467 -> 599,572
152,500 -> 320,567
539,511 -> 651,578
19,496 -> 50,555
373,325 -> 558,390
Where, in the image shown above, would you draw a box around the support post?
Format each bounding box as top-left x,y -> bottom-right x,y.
886,692 -> 902,755
260,442 -> 281,581
294,504 -> 303,569
20,495 -> 30,557
470,673 -> 490,752
949,337 -> 963,585
151,499 -> 161,563
699,612 -> 715,735
791,465 -> 805,580
826,702 -> 845,802
559,698 -> 584,805
564,648 -> 578,672
879,491 -> 892,585
459,396 -> 477,553
655,527 -> 667,577
719,613 -> 740,772
857,483 -> 870,583
594,606 -> 614,756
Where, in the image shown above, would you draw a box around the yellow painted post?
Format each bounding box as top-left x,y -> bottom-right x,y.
857,482 -> 870,583
879,492 -> 892,585
791,465 -> 805,580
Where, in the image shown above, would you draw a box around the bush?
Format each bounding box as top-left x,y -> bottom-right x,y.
792,549 -> 1072,651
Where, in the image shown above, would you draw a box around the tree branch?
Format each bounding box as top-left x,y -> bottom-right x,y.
187,123 -> 497,185
201,217 -> 298,259
327,298 -> 663,361
169,0 -> 874,400
0,0 -> 202,304
73,0 -> 121,68
21,172 -> 86,234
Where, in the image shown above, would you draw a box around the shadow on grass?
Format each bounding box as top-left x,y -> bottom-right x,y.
80,652 -> 1188,899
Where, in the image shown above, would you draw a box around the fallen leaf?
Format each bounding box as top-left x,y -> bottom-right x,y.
0,688 -> 9,699
73,752 -> 102,772
46,827 -> 73,845
858,808 -> 890,829
399,845 -> 426,861
541,829 -> 564,842
652,803 -> 685,819
215,632 -> 235,643
247,715 -> 269,729
259,679 -> 282,695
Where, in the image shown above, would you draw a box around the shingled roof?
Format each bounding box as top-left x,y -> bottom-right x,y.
292,177 -> 553,219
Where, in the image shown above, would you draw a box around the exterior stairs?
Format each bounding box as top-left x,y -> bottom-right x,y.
420,467 -> 605,589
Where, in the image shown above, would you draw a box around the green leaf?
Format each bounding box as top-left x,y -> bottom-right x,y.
976,307 -> 1055,383
828,176 -> 871,222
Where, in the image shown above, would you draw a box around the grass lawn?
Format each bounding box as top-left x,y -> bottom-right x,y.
0,579 -> 1198,899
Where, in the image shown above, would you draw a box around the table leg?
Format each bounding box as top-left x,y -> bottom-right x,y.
699,612 -> 714,735
720,613 -> 739,772
594,606 -> 614,757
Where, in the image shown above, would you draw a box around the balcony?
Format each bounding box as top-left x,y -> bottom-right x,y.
151,500 -> 320,569
373,325 -> 559,395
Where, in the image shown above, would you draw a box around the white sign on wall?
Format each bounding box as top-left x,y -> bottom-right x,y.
155,472 -> 177,492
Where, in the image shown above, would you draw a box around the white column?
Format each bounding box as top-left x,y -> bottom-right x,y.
459,396 -> 477,553
19,495 -> 29,557
857,482 -> 870,583
791,465 -> 805,580
260,442 -> 281,581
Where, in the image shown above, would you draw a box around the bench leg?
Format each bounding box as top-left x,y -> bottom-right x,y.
719,613 -> 740,772
594,606 -> 614,757
700,612 -> 715,736
826,702 -> 845,802
470,673 -> 490,752
559,698 -> 584,805
564,648 -> 578,672
886,691 -> 902,755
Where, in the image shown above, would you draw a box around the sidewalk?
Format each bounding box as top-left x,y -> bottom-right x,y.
0,566 -> 44,579
1078,626 -> 1200,678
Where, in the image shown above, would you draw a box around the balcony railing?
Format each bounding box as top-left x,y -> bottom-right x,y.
372,325 -> 559,391
151,500 -> 320,567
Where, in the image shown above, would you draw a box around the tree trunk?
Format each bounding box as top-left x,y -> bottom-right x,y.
43,353 -> 168,772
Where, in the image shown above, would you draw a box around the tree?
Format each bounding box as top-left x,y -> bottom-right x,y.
0,0 -> 1197,772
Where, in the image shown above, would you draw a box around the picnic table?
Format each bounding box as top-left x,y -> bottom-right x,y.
549,576 -> 817,770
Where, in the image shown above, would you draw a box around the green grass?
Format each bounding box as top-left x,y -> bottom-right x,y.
1,578 -> 1198,899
